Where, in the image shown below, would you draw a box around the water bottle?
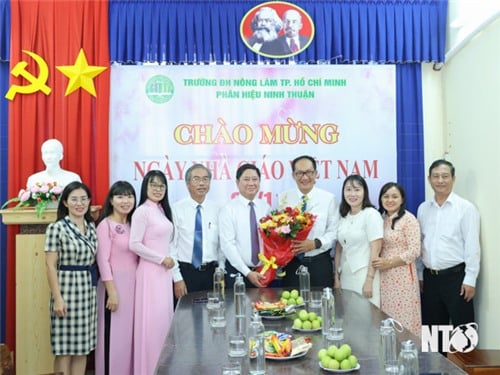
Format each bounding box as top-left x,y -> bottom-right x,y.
213,267 -> 225,301
297,265 -> 310,305
379,318 -> 399,374
398,340 -> 419,375
234,273 -> 246,334
248,312 -> 266,374
321,287 -> 335,336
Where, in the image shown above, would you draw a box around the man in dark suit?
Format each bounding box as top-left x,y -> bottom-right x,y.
261,9 -> 310,57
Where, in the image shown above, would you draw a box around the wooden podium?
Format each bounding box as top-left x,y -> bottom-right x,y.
0,206 -> 100,375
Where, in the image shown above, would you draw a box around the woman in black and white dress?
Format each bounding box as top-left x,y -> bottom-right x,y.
45,181 -> 97,375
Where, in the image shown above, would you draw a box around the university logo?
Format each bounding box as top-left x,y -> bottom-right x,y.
145,75 -> 174,104
421,323 -> 479,353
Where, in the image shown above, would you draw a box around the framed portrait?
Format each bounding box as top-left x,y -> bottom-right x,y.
240,1 -> 315,58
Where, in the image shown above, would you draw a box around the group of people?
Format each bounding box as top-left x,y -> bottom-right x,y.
42,153 -> 480,375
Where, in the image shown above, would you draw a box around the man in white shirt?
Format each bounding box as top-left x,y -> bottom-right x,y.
418,159 -> 480,335
219,164 -> 270,288
278,155 -> 339,287
171,164 -> 223,299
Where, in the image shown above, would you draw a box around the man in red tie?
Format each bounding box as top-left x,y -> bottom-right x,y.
260,9 -> 311,57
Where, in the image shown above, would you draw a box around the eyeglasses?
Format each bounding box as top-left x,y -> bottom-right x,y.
190,176 -> 210,185
68,197 -> 90,205
294,170 -> 316,178
149,182 -> 166,191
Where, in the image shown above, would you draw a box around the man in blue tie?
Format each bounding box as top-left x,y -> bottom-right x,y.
219,164 -> 270,289
171,164 -> 224,299
278,155 -> 340,287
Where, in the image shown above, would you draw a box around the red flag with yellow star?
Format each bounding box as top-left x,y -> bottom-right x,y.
5,0 -> 110,351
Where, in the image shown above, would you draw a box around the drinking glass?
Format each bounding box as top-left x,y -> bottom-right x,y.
228,334 -> 246,357
221,361 -> 241,375
211,301 -> 227,328
327,318 -> 344,341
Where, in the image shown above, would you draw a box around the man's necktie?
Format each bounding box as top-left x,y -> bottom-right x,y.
192,204 -> 203,269
301,195 -> 307,212
290,39 -> 299,52
297,195 -> 307,260
249,201 -> 260,266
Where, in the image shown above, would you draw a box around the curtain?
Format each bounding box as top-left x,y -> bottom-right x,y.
0,0 -> 9,61
0,0 -> 8,344
0,61 -> 8,343
396,63 -> 425,213
108,0 -> 447,64
4,0 -> 110,349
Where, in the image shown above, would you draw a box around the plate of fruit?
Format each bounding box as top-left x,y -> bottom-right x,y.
317,343 -> 360,372
250,331 -> 312,361
279,289 -> 306,307
292,309 -> 322,332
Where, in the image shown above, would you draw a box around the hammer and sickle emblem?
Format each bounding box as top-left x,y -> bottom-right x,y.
5,50 -> 51,100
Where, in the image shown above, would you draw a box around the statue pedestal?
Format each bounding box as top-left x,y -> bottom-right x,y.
0,206 -> 100,375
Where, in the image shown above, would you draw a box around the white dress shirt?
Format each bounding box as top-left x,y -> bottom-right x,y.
417,192 -> 481,287
170,197 -> 223,282
219,194 -> 271,277
277,186 -> 339,257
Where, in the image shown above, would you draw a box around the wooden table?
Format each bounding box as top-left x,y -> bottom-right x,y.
155,288 -> 466,374
448,350 -> 500,374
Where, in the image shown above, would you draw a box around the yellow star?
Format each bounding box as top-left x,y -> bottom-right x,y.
56,48 -> 107,97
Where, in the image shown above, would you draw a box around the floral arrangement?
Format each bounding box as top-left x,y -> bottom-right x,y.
260,206 -> 315,239
1,182 -> 63,218
255,204 -> 316,286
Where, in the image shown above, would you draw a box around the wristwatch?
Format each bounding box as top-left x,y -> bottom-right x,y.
314,238 -> 322,249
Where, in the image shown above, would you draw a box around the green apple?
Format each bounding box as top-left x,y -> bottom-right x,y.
298,309 -> 309,321
327,358 -> 340,370
348,354 -> 358,368
281,290 -> 291,299
317,348 -> 328,360
295,296 -> 304,305
340,359 -> 351,370
290,289 -> 299,299
302,320 -> 312,330
280,297 -> 288,304
308,312 -> 317,321
287,298 -> 296,305
321,355 -> 331,369
340,344 -> 352,358
327,344 -> 338,358
334,347 -> 347,362
293,318 -> 303,329
311,319 -> 321,329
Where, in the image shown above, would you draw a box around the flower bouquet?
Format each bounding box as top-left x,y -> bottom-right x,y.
1,182 -> 63,218
255,205 -> 316,286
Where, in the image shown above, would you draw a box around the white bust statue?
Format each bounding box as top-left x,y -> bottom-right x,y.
26,139 -> 82,188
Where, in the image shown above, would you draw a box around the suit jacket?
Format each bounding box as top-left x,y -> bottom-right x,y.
260,34 -> 310,56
